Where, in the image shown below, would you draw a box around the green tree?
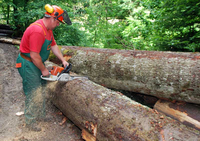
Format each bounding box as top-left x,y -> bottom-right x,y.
80,0 -> 129,49
0,0 -> 85,46
146,0 -> 200,52
1,0 -> 199,51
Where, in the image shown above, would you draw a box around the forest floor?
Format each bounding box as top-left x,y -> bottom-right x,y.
0,43 -> 84,141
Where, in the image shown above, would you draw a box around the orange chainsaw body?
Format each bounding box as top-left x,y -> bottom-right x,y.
50,66 -> 64,76
41,63 -> 87,81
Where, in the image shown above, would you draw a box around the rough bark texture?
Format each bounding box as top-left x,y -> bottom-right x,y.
60,46 -> 200,104
49,79 -> 200,141
43,60 -> 200,141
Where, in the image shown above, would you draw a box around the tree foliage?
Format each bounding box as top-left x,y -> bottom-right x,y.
0,0 -> 199,52
145,0 -> 200,51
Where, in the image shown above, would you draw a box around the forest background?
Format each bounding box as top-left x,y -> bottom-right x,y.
0,0 -> 199,52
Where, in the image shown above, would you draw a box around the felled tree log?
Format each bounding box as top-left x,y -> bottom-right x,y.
49,79 -> 200,141
0,24 -> 12,30
154,99 -> 200,131
0,37 -> 21,45
0,25 -> 14,37
44,60 -> 200,141
0,29 -> 14,34
60,46 -> 200,104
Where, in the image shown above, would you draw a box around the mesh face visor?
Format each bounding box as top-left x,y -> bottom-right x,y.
57,10 -> 72,25
63,10 -> 72,25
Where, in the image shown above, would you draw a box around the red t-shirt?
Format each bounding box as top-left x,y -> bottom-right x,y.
20,19 -> 56,53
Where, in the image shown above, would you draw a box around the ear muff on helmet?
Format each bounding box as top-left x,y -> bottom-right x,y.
44,4 -> 72,25
45,4 -> 54,14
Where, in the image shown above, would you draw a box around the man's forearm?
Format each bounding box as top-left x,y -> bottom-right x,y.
30,51 -> 46,71
51,45 -> 65,63
51,46 -> 69,68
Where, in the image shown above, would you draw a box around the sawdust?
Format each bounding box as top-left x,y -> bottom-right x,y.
46,81 -> 59,93
33,87 -> 43,103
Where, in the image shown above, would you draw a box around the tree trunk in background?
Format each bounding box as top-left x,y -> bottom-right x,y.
13,0 -> 19,26
45,72 -> 200,141
60,46 -> 200,104
7,5 -> 9,24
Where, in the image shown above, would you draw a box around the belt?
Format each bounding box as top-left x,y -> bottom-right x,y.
20,53 -> 32,62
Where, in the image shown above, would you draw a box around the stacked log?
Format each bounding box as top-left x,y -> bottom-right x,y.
45,46 -> 200,140
45,73 -> 200,141
0,24 -> 14,37
60,46 -> 200,104
0,37 -> 20,45
0,24 -> 21,45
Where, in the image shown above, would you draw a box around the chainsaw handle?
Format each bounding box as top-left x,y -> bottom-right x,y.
63,63 -> 72,73
57,63 -> 72,78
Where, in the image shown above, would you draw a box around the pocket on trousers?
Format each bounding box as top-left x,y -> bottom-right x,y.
16,63 -> 22,68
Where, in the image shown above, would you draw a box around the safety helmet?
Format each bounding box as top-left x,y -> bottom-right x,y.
44,4 -> 72,25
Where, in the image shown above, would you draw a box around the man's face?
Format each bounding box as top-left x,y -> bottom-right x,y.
50,17 -> 60,30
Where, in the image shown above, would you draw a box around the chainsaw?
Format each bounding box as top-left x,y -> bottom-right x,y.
41,63 -> 87,81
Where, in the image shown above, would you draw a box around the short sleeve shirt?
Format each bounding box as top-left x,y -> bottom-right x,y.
20,19 -> 56,53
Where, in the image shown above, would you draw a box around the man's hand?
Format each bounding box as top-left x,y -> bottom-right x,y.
62,60 -> 69,68
41,68 -> 50,76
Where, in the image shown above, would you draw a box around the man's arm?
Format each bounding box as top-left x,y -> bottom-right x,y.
51,44 -> 69,67
30,51 -> 49,76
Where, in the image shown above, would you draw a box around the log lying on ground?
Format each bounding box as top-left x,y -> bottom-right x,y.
49,79 -> 200,141
154,99 -> 200,131
0,37 -> 21,45
59,46 -> 200,104
0,24 -> 12,30
0,24 -> 14,37
0,29 -> 14,35
44,61 -> 200,141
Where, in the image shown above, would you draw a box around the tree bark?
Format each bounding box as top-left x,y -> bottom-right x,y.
60,46 -> 200,104
0,29 -> 14,34
0,24 -> 12,30
48,77 -> 200,141
154,99 -> 200,131
44,60 -> 200,141
0,37 -> 21,45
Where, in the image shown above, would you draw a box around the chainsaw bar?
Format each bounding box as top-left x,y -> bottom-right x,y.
57,73 -> 88,81
41,73 -> 88,82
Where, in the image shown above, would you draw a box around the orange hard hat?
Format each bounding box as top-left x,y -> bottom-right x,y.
44,4 -> 72,25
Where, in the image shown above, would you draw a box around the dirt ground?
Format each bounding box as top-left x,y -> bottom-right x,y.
0,43 -> 84,141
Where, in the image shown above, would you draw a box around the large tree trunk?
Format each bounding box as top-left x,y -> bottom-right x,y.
47,76 -> 200,141
44,61 -> 200,141
59,46 -> 200,104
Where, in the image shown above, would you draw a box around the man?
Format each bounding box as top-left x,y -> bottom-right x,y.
16,4 -> 72,131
